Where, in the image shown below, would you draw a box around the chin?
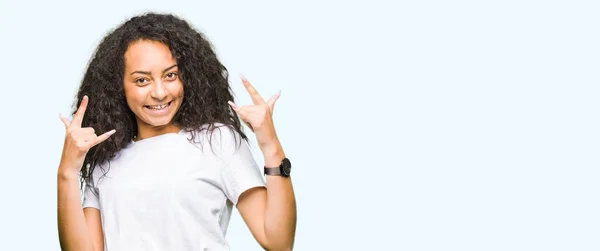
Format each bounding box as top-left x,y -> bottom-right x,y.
146,118 -> 175,127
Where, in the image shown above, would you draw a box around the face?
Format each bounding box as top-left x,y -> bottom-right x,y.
123,40 -> 184,137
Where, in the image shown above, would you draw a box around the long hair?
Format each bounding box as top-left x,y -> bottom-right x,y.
73,12 -> 247,188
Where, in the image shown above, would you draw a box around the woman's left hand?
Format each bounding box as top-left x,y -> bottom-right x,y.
228,75 -> 281,151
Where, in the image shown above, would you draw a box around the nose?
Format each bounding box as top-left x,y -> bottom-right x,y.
150,81 -> 167,100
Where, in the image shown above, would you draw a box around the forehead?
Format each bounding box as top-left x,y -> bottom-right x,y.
124,40 -> 176,71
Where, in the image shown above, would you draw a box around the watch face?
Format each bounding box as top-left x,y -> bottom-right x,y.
282,158 -> 291,176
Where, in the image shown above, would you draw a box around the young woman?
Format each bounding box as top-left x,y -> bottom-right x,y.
56,12 -> 296,251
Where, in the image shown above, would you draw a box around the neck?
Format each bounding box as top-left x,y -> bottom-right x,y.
134,123 -> 181,141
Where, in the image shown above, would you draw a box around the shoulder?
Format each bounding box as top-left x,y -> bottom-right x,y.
183,123 -> 249,155
86,145 -> 132,184
186,122 -> 245,144
86,161 -> 112,188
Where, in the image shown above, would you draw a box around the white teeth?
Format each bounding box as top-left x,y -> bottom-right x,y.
148,104 -> 168,110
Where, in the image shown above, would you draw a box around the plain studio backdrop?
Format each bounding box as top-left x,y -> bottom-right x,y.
0,0 -> 598,250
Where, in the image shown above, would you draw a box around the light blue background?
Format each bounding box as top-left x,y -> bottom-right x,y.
0,0 -> 598,250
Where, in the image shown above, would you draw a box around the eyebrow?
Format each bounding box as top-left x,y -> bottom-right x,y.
130,64 -> 178,75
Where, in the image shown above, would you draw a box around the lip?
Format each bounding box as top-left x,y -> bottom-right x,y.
143,100 -> 173,115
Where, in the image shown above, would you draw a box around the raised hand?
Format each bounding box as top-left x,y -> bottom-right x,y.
58,96 -> 115,174
228,75 -> 281,149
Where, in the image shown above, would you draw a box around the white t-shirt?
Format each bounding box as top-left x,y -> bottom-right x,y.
82,124 -> 265,251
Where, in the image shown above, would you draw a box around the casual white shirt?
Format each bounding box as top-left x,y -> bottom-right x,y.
82,124 -> 266,251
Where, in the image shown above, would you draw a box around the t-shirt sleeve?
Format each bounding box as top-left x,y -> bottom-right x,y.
82,181 -> 100,209
211,126 -> 266,205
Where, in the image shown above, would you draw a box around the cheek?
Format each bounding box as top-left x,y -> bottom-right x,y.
174,82 -> 184,98
124,86 -> 145,105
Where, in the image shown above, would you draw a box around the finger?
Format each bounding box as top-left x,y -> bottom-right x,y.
237,108 -> 254,132
238,105 -> 253,118
245,121 -> 254,132
240,74 -> 265,105
82,127 -> 96,134
77,129 -> 98,141
240,106 -> 262,132
267,90 -> 281,111
227,101 -> 239,111
71,128 -> 97,138
59,114 -> 71,128
228,101 -> 249,120
71,95 -> 89,128
91,129 -> 116,147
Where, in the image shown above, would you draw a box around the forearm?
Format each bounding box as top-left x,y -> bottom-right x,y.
262,145 -> 297,250
57,166 -> 94,251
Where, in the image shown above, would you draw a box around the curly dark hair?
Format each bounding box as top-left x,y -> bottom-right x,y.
72,12 -> 247,188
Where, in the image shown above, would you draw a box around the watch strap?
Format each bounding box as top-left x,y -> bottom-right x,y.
264,157 -> 290,177
264,166 -> 282,176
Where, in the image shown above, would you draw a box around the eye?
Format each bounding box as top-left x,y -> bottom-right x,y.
135,78 -> 149,85
165,72 -> 178,81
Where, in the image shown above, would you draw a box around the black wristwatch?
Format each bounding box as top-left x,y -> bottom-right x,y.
264,158 -> 291,177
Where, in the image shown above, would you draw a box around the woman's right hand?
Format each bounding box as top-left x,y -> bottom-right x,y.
58,95 -> 116,177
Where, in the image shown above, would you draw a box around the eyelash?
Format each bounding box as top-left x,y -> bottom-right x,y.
135,78 -> 149,84
165,72 -> 177,80
134,72 -> 178,85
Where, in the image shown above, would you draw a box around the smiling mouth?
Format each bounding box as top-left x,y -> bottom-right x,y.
144,101 -> 173,110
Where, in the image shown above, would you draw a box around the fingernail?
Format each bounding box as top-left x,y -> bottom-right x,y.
227,101 -> 236,108
240,74 -> 247,82
108,129 -> 116,135
83,95 -> 88,100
